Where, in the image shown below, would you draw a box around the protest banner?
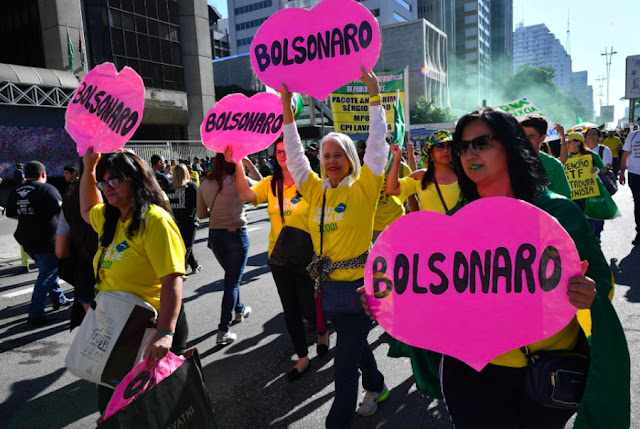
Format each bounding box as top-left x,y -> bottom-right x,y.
364,197 -> 581,371
564,155 -> 601,200
65,63 -> 145,156
200,92 -> 283,162
496,97 -> 559,142
250,0 -> 381,100
330,70 -> 406,134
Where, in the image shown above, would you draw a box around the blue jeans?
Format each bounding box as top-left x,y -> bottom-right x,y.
591,219 -> 604,240
326,313 -> 384,429
208,228 -> 249,332
27,252 -> 67,318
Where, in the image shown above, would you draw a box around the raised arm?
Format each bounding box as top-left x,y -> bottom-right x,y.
225,146 -> 258,203
360,67 -> 389,176
406,140 -> 418,171
281,84 -> 312,188
243,156 -> 262,181
80,146 -> 103,225
385,143 -> 403,196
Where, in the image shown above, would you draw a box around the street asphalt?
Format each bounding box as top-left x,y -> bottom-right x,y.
0,186 -> 638,428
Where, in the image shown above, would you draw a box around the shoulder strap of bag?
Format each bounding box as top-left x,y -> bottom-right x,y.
433,177 -> 449,213
209,183 -> 222,213
277,178 -> 285,225
320,190 -> 327,255
599,145 -> 605,159
520,345 -> 535,365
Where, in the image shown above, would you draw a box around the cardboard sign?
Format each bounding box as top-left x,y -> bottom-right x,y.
330,70 -> 405,134
564,155 -> 601,200
65,63 -> 145,156
364,197 -> 581,371
200,92 -> 283,161
104,352 -> 184,420
497,97 -> 558,142
250,0 -> 381,100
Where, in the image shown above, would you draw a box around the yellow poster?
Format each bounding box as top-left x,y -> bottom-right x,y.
330,71 -> 405,134
564,155 -> 601,200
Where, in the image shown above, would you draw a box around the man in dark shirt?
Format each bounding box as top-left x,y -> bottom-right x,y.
305,143 -> 321,175
6,161 -> 70,325
150,154 -> 170,191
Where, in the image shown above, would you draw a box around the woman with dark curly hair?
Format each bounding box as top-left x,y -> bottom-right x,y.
376,108 -> 630,428
80,147 -> 189,415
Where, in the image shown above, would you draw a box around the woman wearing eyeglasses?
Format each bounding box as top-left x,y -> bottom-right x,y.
79,147 -> 189,416
385,130 -> 459,214
364,109 -> 629,428
227,138 -> 328,382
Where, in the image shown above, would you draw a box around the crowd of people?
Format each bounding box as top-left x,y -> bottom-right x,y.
3,68 -> 637,427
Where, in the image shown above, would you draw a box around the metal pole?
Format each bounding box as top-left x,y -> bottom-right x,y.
601,47 -> 617,106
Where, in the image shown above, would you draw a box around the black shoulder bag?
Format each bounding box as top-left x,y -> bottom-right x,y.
520,336 -> 590,410
267,179 -> 314,273
433,177 -> 449,213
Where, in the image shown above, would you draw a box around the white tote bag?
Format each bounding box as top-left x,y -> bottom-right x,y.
65,291 -> 157,388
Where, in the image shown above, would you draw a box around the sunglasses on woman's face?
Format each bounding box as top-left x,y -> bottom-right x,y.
456,135 -> 494,156
433,142 -> 452,152
96,177 -> 123,191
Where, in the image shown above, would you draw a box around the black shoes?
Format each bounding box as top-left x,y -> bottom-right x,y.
287,362 -> 311,382
27,315 -> 58,326
317,343 -> 329,356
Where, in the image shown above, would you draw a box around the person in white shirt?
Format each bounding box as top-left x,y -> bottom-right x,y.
585,128 -> 612,168
620,129 -> 640,244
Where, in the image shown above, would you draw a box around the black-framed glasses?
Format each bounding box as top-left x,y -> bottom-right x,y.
96,177 -> 123,191
433,142 -> 452,152
456,135 -> 494,156
275,150 -> 286,157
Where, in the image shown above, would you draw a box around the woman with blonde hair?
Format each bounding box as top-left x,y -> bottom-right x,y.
167,164 -> 202,275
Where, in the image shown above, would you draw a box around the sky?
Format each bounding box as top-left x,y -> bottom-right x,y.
208,0 -> 637,124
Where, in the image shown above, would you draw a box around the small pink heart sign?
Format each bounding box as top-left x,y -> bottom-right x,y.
65,63 -> 145,156
365,197 -> 581,371
250,0 -> 381,100
201,92 -> 283,162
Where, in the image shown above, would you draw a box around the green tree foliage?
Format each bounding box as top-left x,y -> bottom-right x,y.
410,96 -> 458,124
503,65 -> 591,126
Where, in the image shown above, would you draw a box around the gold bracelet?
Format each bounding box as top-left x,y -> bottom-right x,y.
369,94 -> 381,104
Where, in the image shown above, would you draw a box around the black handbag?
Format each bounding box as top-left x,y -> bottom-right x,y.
98,350 -> 218,429
521,344 -> 589,410
267,179 -> 313,273
599,169 -> 618,196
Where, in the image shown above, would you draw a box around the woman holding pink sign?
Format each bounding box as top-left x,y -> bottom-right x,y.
226,138 -> 328,382
281,67 -> 389,428
377,109 -> 629,428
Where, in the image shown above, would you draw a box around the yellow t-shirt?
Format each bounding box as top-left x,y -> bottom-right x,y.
190,171 -> 200,186
373,162 -> 412,231
90,204 -> 186,311
251,177 -> 310,256
399,176 -> 461,214
603,136 -> 622,158
300,165 -> 382,281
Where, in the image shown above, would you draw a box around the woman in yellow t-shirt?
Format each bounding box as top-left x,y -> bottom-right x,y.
281,67 -> 389,427
80,148 -> 187,415
228,138 -> 328,381
386,130 -> 460,214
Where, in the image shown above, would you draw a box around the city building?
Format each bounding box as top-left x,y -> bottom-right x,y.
489,0 -> 512,86
227,0 -> 418,56
513,23 -> 572,92
572,71 -> 594,119
209,5 -> 231,59
0,0 -> 214,180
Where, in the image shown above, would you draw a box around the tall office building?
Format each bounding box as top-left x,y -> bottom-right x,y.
513,23 -> 572,92
209,5 -> 231,59
572,70 -> 594,119
489,0 -> 512,85
227,0 -> 418,56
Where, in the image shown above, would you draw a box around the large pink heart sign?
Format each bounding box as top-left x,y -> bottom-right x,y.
365,197 -> 582,371
201,92 -> 283,162
250,0 -> 381,100
65,63 -> 145,156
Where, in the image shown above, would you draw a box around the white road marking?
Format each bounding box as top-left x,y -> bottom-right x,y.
247,227 -> 262,233
2,280 -> 67,298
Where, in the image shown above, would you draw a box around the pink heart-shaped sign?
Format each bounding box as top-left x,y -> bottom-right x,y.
365,197 -> 581,371
250,0 -> 381,100
65,63 -> 145,156
201,92 -> 283,162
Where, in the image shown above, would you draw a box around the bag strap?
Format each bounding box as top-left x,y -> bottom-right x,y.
277,178 -> 285,225
520,345 -> 536,365
209,184 -> 222,213
320,189 -> 327,255
433,177 -> 449,213
598,145 -> 604,159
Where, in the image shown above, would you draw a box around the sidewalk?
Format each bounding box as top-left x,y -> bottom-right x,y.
0,214 -> 22,271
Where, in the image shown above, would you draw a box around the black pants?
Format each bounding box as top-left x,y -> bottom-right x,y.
629,173 -> 640,238
440,356 -> 575,429
178,220 -> 198,270
98,303 -> 188,413
270,264 -> 317,358
612,157 -> 620,177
